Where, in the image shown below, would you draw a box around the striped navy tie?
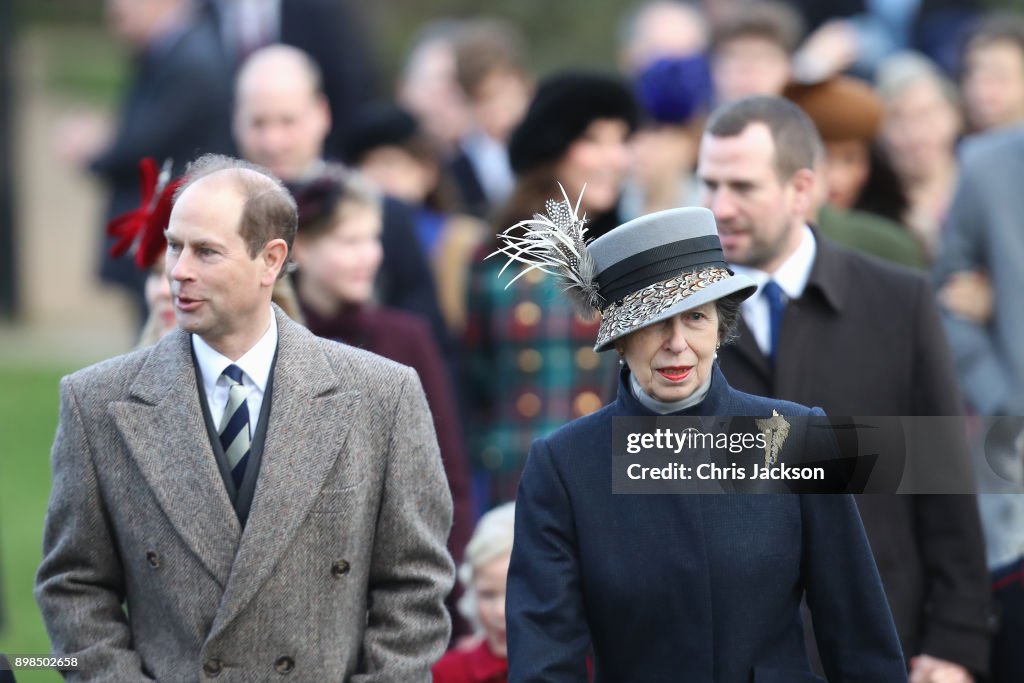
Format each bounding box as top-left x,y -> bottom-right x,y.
218,364 -> 251,489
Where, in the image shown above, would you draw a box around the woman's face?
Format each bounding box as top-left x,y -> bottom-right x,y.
882,80 -> 960,181
555,118 -> 632,214
145,259 -> 176,339
293,203 -> 383,306
823,140 -> 871,210
473,553 -> 511,658
617,302 -> 719,402
630,124 -> 697,186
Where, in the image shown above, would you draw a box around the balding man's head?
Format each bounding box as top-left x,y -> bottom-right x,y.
233,45 -> 331,181
174,153 -> 297,262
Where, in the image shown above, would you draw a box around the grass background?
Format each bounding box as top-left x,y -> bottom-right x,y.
1,367 -> 74,683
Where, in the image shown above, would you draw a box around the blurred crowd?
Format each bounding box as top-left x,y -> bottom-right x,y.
33,0 -> 1024,680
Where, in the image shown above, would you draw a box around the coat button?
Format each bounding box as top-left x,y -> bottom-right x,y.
516,392 -> 541,418
331,559 -> 350,578
575,347 -> 600,370
573,391 -> 603,416
517,349 -> 543,373
203,658 -> 223,677
146,551 -> 160,569
275,656 -> 295,674
514,301 -> 541,327
524,268 -> 545,284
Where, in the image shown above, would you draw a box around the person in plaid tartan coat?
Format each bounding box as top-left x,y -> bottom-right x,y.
462,71 -> 637,508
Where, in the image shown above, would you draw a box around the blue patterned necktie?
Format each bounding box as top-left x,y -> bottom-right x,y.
762,280 -> 786,365
218,364 -> 251,489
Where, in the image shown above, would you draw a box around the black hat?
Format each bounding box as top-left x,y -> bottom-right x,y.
508,71 -> 638,176
342,103 -> 420,165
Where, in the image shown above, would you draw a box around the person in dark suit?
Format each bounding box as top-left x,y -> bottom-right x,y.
699,96 -> 994,682
91,0 -> 235,313
35,154 -> 454,679
231,44 -> 451,356
498,199 -> 906,682
203,0 -> 377,158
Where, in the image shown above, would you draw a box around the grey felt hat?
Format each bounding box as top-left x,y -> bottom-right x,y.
491,192 -> 756,352
587,206 -> 756,351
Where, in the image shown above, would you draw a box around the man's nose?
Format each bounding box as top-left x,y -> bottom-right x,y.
708,187 -> 737,221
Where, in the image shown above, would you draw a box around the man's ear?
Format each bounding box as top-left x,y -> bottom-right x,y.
789,167 -> 817,217
260,238 -> 289,285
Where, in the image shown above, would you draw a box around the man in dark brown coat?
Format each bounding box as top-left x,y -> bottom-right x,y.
698,96 -> 994,682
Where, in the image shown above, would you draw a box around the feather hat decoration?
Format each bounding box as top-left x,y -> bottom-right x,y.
106,157 -> 182,270
489,183 -> 604,319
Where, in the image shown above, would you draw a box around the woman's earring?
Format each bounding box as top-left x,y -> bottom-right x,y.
715,342 -> 720,359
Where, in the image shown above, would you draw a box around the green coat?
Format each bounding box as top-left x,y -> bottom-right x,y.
817,205 -> 926,270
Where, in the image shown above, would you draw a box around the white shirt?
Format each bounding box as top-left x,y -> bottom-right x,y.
730,225 -> 817,356
215,0 -> 280,58
191,311 -> 278,437
460,130 -> 515,204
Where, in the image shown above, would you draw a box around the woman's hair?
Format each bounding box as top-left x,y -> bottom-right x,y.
876,51 -> 960,112
491,163 -> 561,229
456,502 -> 515,629
715,290 -> 745,345
853,144 -> 910,224
293,171 -> 381,241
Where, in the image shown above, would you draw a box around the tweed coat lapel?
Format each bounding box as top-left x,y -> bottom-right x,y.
208,308 -> 361,641
109,328 -> 241,588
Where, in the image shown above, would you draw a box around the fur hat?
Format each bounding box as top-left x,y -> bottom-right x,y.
491,189 -> 755,352
342,103 -> 420,165
508,70 -> 638,175
784,76 -> 884,142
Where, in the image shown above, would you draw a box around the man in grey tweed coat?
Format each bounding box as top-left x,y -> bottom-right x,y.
35,154 -> 454,681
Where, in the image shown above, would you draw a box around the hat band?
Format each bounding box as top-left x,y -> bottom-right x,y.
596,235 -> 726,306
595,266 -> 732,349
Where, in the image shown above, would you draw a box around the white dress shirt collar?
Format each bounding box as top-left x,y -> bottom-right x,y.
192,311 -> 278,400
729,225 -> 817,355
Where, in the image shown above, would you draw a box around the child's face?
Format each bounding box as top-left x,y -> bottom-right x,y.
473,553 -> 511,658
294,203 -> 383,306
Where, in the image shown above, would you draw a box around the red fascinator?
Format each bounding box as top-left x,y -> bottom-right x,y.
106,157 -> 183,269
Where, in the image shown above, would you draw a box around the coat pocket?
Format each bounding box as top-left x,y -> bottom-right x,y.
310,485 -> 361,514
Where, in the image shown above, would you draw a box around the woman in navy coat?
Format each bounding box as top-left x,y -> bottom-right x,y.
494,200 -> 907,682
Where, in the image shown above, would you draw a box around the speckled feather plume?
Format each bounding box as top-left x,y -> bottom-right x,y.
488,184 -> 604,319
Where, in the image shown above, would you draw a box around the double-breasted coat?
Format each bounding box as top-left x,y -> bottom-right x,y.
35,307 -> 454,681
